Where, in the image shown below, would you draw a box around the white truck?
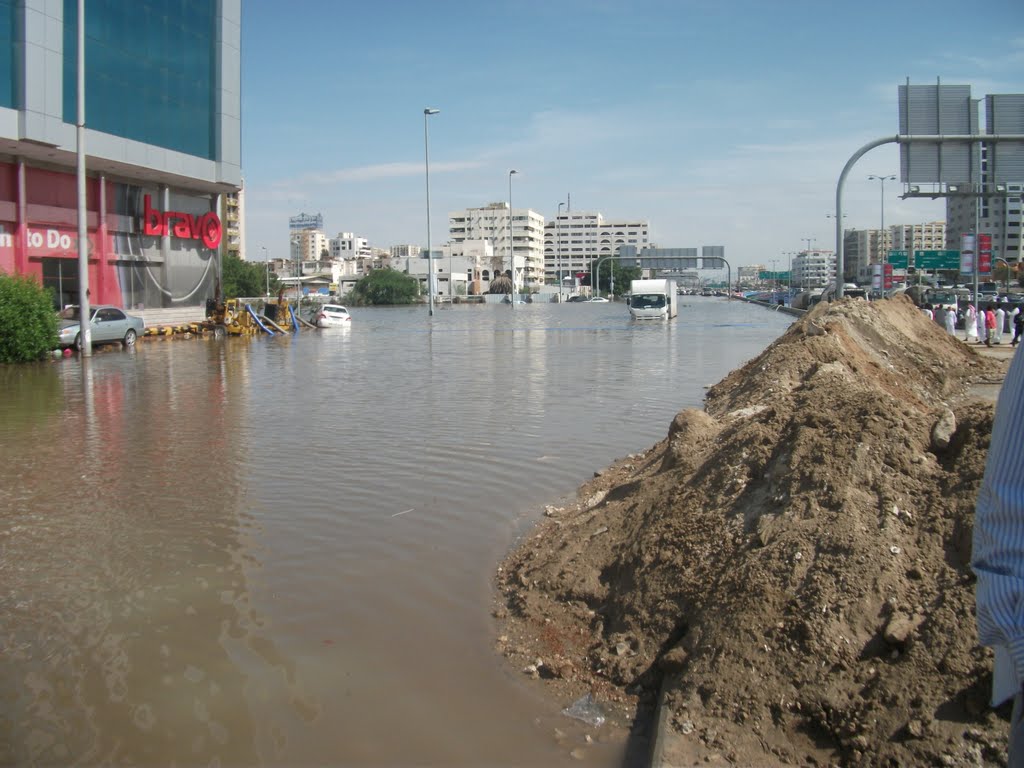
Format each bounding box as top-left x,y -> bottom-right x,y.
628,278 -> 678,320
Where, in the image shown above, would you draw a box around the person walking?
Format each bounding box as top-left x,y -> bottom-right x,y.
945,304 -> 957,336
965,304 -> 979,344
973,344 -> 1024,765
986,305 -> 998,347
996,303 -> 1008,345
1013,307 -> 1023,348
979,302 -> 989,344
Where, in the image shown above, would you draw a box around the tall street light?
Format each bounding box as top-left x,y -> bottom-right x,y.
556,201 -> 565,301
423,108 -> 440,316
508,169 -> 518,309
261,245 -> 269,296
867,174 -> 896,267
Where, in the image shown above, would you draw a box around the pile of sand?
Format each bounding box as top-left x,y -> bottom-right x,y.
495,295 -> 1012,766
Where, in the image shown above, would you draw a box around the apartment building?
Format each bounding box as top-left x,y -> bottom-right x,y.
289,228 -> 330,269
448,203 -> 546,290
224,187 -> 244,262
330,232 -> 371,260
946,182 -> 1023,264
543,212 -> 650,285
390,244 -> 421,259
792,250 -> 837,289
891,221 -> 946,253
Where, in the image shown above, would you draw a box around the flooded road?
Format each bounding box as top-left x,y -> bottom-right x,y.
0,298 -> 792,766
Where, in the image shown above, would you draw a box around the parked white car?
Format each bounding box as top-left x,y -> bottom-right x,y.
314,304 -> 352,327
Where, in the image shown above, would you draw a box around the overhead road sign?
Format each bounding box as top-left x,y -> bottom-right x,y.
888,250 -> 909,268
914,250 -> 960,269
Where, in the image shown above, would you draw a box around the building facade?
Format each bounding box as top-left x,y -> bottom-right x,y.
946,184 -> 1023,264
290,229 -> 329,268
224,187 -> 243,261
0,0 -> 242,310
792,249 -> 837,289
543,211 -> 650,286
330,232 -> 371,261
448,202 -> 545,290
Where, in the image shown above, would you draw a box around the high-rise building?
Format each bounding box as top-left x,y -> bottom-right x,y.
543,212 -> 650,286
946,177 -> 1023,265
448,202 -> 545,289
224,187 -> 244,261
0,1 -> 241,311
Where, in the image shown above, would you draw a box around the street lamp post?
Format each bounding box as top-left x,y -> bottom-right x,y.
508,169 -> 518,308
801,237 -> 816,290
423,108 -> 440,316
867,174 -> 896,267
261,245 -> 269,296
556,201 -> 564,301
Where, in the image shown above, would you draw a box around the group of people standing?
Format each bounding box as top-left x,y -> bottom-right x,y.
958,300 -> 1023,347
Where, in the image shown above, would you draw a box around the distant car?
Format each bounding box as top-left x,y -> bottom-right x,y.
314,304 -> 352,327
566,295 -> 588,303
588,296 -> 609,303
57,305 -> 145,350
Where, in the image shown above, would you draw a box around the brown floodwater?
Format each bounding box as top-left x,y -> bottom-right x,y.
0,298 -> 791,766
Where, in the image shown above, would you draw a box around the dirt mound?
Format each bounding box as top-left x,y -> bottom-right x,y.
495,295 -> 1011,766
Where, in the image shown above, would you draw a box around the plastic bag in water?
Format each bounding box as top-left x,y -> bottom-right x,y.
562,693 -> 606,727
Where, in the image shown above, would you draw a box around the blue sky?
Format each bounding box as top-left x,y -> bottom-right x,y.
241,0 -> 1024,268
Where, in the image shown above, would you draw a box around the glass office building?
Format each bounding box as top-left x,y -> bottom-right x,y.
0,0 -> 241,310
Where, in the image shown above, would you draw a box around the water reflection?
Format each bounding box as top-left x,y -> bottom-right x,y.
0,299 -> 792,766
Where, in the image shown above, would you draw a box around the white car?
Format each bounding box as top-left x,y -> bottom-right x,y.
588,296 -> 609,303
314,304 -> 352,327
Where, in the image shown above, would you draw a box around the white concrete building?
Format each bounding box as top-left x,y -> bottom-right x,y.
544,212 -> 650,286
449,203 -> 546,291
390,244 -> 421,259
290,229 -> 330,265
330,232 -> 372,260
792,249 -> 836,289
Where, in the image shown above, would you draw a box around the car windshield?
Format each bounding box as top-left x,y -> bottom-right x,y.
59,306 -> 98,321
632,294 -> 665,308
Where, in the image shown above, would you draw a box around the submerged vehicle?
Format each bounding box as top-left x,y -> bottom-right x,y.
314,304 -> 352,327
628,279 -> 678,319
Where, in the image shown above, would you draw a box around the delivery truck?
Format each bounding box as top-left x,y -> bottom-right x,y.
628,279 -> 678,320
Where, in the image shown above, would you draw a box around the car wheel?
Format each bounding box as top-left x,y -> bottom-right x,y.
123,329 -> 137,347
74,333 -> 83,352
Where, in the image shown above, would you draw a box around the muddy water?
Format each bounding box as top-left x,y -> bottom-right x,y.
0,298 -> 792,766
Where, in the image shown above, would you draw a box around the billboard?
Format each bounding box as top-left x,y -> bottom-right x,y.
898,83 -> 977,184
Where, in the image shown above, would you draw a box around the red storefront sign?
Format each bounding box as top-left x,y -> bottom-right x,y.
978,234 -> 992,274
143,194 -> 222,249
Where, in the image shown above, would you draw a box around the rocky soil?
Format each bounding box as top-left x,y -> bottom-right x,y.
494,295 -> 1014,767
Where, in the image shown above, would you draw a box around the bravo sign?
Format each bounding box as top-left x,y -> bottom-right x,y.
142,194 -> 222,249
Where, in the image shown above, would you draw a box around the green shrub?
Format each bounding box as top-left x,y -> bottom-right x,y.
0,272 -> 59,363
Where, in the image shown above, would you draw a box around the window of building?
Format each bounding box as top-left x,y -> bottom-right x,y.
63,0 -> 217,159
0,0 -> 19,108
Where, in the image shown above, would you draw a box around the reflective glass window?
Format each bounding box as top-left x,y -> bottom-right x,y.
63,0 -> 216,159
0,0 -> 18,108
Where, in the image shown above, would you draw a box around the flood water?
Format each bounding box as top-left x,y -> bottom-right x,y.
0,297 -> 792,767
